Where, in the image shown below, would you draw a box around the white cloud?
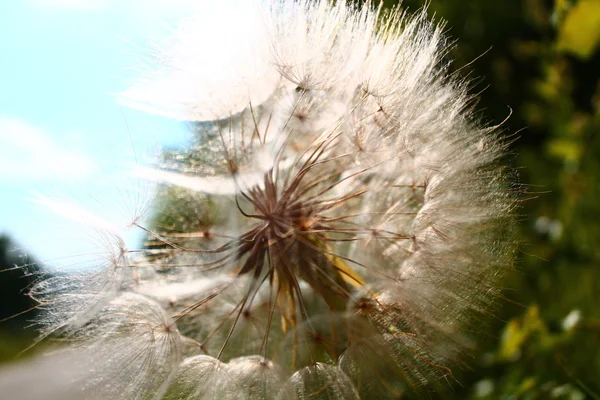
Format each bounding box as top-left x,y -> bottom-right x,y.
0,117 -> 95,181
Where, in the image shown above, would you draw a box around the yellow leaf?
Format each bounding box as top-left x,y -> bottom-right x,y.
547,139 -> 582,161
557,0 -> 600,59
499,305 -> 546,361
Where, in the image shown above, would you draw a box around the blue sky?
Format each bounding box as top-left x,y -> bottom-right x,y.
0,0 -> 204,264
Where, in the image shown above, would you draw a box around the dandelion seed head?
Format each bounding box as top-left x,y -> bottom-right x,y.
10,1 -> 518,398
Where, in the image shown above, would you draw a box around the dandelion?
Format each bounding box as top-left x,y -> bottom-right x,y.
4,0 -> 517,398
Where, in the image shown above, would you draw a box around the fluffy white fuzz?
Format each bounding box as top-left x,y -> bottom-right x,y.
1,294 -> 182,400
4,1 -> 518,399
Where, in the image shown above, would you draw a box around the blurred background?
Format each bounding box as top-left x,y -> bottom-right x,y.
1,0 -> 599,398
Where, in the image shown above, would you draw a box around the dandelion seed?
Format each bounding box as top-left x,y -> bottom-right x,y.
6,0 -> 518,399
